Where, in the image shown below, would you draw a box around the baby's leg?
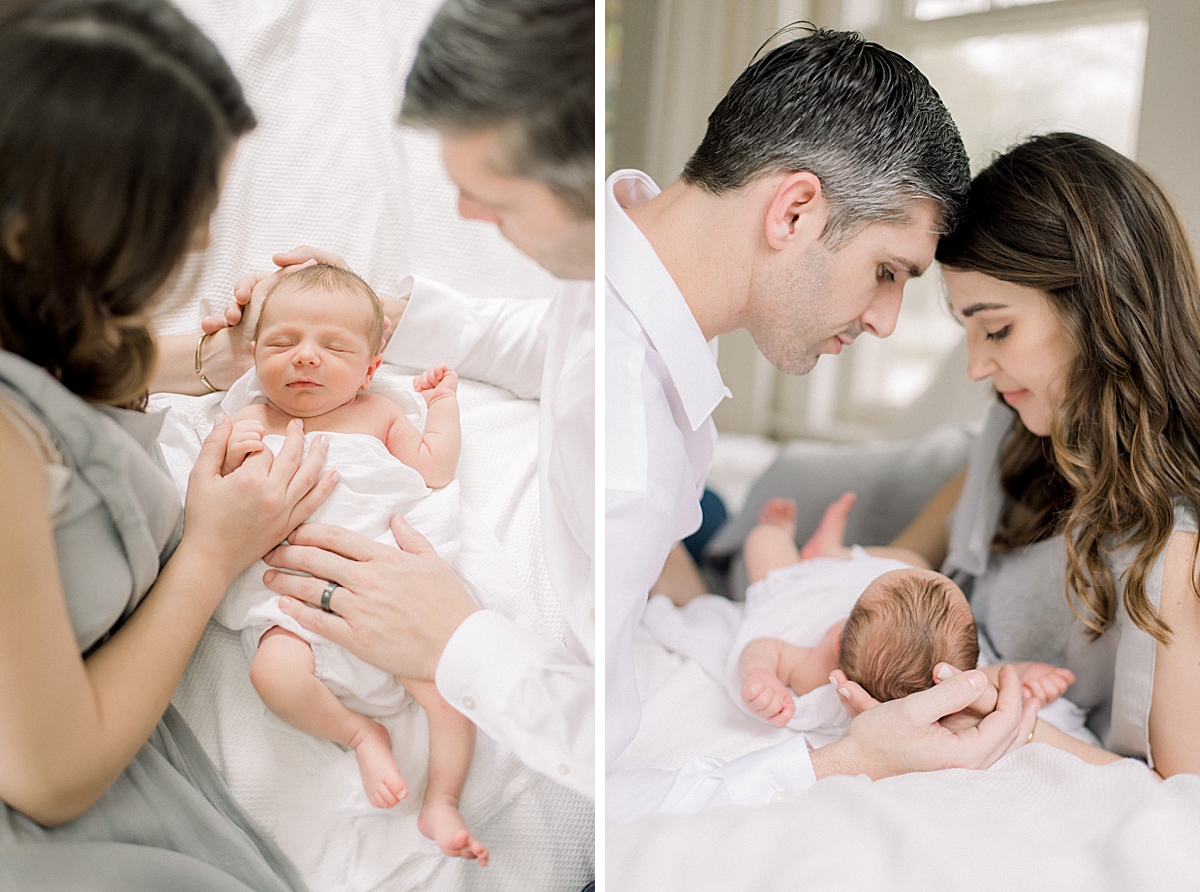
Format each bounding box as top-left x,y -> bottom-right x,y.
404,678 -> 489,866
744,499 -> 802,583
251,627 -> 408,808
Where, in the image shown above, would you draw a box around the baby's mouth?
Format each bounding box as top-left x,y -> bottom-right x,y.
287,379 -> 320,388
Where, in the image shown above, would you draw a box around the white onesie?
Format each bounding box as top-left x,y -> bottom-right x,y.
212,371 -> 459,718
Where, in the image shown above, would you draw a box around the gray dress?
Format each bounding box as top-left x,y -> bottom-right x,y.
943,402 -> 1194,766
0,350 -> 308,892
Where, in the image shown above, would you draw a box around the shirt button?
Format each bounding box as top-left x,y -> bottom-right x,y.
768,787 -> 787,803
557,763 -> 570,776
462,695 -> 477,710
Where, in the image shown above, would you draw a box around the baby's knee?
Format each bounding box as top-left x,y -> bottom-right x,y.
250,627 -> 314,692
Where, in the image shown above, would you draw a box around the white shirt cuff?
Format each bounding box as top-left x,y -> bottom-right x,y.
382,275 -> 467,371
436,609 -> 553,718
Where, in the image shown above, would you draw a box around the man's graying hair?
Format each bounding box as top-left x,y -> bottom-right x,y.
400,0 -> 593,219
683,27 -> 969,247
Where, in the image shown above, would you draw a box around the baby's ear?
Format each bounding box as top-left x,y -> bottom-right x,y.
361,354 -> 383,390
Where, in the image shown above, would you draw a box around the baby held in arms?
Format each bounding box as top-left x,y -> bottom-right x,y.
219,263 -> 487,865
738,496 -> 1074,728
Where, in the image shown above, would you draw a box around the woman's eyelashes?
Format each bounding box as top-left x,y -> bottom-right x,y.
985,325 -> 1011,341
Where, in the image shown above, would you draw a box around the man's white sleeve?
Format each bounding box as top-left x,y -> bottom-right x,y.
437,611 -> 594,799
607,736 -> 818,823
382,275 -> 549,398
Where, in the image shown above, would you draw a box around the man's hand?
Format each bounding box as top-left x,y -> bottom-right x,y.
264,515 -> 478,681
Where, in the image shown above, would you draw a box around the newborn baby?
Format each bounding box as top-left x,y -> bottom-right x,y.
214,263 -> 487,865
736,496 -> 1074,727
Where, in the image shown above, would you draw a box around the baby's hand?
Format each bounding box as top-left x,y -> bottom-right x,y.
1014,662 -> 1075,705
413,364 -> 458,405
740,667 -> 796,727
221,419 -> 266,476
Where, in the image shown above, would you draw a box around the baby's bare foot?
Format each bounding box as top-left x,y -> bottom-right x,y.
799,492 -> 856,561
758,498 -> 797,534
740,666 -> 795,726
418,794 -> 489,866
349,721 -> 408,808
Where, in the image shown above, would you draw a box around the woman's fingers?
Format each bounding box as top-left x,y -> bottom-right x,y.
829,669 -> 879,717
289,470 -> 339,527
390,515 -> 439,558
192,416 -> 232,479
905,669 -> 991,726
281,523 -> 389,563
272,246 -> 347,269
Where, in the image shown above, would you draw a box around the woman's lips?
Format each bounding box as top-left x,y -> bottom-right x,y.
1000,389 -> 1028,405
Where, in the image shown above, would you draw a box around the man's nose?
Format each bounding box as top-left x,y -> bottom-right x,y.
860,285 -> 903,339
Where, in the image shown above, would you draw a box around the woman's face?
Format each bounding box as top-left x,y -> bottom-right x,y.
943,268 -> 1077,437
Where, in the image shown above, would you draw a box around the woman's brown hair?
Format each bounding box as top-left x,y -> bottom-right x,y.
937,132 -> 1200,644
0,0 -> 255,407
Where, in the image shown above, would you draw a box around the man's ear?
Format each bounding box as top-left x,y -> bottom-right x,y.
763,171 -> 825,251
361,354 -> 383,391
1,214 -> 28,262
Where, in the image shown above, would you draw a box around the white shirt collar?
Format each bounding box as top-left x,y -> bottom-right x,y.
605,169 -> 731,432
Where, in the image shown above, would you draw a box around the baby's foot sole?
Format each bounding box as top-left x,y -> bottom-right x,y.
418,798 -> 490,866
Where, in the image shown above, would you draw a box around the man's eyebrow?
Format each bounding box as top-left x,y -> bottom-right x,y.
959,302 -> 1008,317
884,254 -> 923,279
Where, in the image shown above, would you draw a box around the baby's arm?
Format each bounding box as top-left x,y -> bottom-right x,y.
739,638 -> 797,727
739,624 -> 842,726
983,662 -> 1076,705
221,415 -> 266,476
384,365 -> 461,489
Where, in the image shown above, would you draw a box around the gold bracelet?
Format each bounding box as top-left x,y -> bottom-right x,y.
194,331 -> 218,393
1027,715 -> 1039,744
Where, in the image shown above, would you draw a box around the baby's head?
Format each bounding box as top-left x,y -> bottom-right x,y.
252,263 -> 386,417
838,568 -> 978,703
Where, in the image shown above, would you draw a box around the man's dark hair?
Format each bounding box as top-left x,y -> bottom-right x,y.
683,27 -> 968,247
400,0 -> 593,219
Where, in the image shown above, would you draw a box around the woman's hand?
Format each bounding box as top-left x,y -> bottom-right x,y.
181,416 -> 337,592
263,515 -> 478,681
813,664 -> 1040,780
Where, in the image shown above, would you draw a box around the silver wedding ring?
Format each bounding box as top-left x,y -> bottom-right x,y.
320,580 -> 338,613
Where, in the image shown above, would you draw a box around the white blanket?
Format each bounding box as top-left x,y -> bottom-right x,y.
611,633 -> 1200,890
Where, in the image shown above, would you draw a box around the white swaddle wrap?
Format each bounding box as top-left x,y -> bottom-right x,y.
212,368 -> 451,716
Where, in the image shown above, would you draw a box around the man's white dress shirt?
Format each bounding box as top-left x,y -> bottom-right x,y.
605,170 -> 818,818
384,275 -> 595,800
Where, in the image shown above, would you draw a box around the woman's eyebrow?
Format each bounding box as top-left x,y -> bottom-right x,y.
960,302 -> 1008,317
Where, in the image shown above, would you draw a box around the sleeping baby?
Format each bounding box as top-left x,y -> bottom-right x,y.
213,263 -> 487,865
735,496 -> 1076,728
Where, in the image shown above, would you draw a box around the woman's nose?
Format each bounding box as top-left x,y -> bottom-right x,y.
965,337 -> 995,382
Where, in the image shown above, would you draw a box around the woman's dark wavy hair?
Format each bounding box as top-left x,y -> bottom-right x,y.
937,133 -> 1200,644
0,0 -> 254,407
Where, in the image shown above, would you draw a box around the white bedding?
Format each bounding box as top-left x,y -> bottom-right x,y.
150,1 -> 591,889
609,635 -> 1200,891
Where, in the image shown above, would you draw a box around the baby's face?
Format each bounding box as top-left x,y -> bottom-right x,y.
253,282 -> 381,418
